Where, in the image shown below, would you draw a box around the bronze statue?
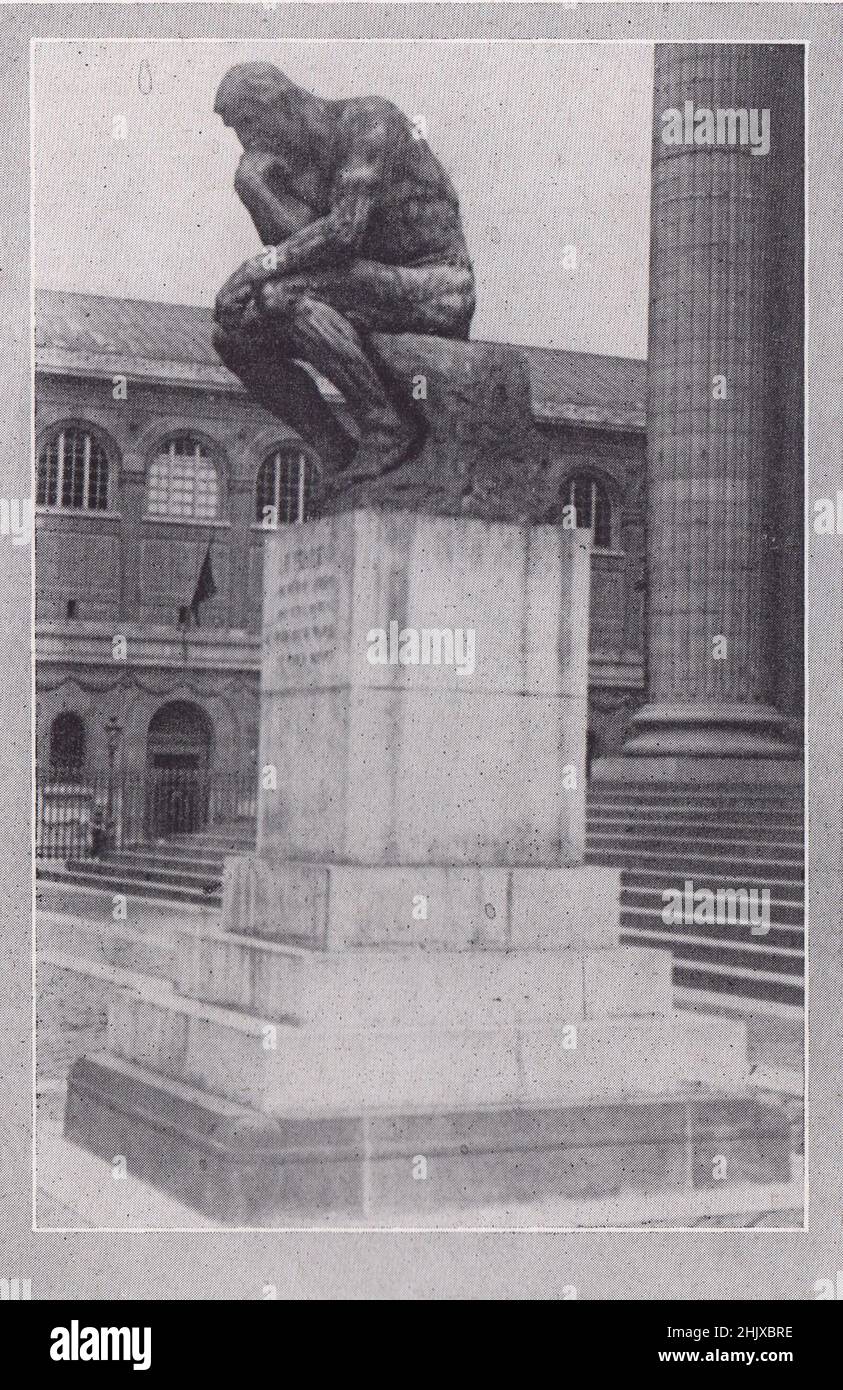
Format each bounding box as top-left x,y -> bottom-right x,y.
212,63 -> 476,482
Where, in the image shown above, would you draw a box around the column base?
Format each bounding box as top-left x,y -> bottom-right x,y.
592,755 -> 804,787
619,702 -> 799,761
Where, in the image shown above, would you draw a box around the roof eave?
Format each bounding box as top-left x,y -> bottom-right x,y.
533,402 -> 646,432
36,348 -> 646,431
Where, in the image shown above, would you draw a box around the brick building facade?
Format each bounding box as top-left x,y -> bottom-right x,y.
35,288 -> 648,796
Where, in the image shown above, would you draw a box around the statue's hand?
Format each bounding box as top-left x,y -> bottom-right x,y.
214,280 -> 250,334
217,254 -> 270,304
215,253 -> 275,331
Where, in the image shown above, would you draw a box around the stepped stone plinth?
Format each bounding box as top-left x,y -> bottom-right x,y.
65,504 -> 791,1224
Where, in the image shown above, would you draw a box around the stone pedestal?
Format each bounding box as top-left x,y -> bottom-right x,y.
64,509 -> 790,1223
257,509 -> 589,867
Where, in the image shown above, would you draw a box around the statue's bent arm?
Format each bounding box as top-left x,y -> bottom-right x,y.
234,151 -> 315,243
260,103 -> 391,278
259,189 -> 372,277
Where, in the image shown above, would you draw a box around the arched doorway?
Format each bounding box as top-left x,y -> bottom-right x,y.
146,700 -> 213,837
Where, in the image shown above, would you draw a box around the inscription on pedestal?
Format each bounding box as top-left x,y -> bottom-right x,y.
263,538 -> 348,690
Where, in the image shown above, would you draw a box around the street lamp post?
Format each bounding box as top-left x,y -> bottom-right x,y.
104,715 -> 122,850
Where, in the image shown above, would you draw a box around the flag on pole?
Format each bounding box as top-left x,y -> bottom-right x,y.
188,543 -> 217,627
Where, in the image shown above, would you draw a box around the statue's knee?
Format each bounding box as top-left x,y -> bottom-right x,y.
212,323 -> 239,366
257,280 -> 299,321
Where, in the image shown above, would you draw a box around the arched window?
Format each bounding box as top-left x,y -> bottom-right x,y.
147,436 -> 219,521
255,449 -> 316,526
49,712 -> 86,777
565,474 -> 615,549
37,428 -> 110,511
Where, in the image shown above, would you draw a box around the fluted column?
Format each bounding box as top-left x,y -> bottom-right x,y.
625,44 -> 802,760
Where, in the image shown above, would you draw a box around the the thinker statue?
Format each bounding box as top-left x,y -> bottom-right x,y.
212,63 -> 476,483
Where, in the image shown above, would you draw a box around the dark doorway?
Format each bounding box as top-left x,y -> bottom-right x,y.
49,711 -> 86,779
146,700 -> 213,837
585,729 -> 597,781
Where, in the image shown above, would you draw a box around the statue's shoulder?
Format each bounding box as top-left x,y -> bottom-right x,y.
332,94 -> 408,143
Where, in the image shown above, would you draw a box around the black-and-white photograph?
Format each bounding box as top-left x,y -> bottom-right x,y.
31,30 -> 806,1234
2,0 -> 841,1315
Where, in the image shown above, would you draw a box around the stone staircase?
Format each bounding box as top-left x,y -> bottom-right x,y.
37,823 -> 256,910
585,781 -> 805,1011
38,784 -> 806,1014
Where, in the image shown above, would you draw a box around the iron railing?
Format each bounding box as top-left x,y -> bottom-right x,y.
36,766 -> 258,860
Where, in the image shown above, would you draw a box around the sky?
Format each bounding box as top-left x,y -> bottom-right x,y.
32,40 -> 653,357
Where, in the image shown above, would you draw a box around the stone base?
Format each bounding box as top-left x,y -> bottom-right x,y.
620,702 -> 799,762
592,755 -> 804,787
221,858 -> 621,949
65,1052 -> 792,1223
316,335 -> 559,523
171,927 -> 668,1028
102,969 -> 748,1112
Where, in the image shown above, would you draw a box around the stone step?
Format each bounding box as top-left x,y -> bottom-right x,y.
37,863 -> 222,909
620,867 -> 804,901
666,955 -> 805,1010
64,1051 -> 791,1222
587,810 -> 803,833
585,848 -> 803,880
586,811 -> 803,835
588,831 -> 803,857
172,927 -> 672,1027
67,858 -> 222,891
587,783 -> 803,805
37,915 -> 176,980
619,912 -> 803,955
620,886 -> 804,928
166,834 -> 256,853
615,839 -> 806,1010
587,793 -> 803,813
35,881 -> 213,928
105,984 -> 747,1113
617,921 -> 803,979
36,952 -> 173,1085
103,848 -> 228,873
586,811 -> 802,833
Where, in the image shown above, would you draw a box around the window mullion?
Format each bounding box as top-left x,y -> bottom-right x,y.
83,433 -> 91,510
57,430 -> 65,508
194,441 -> 201,519
296,453 -> 306,524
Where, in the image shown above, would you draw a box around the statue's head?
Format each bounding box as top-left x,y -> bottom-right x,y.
214,63 -> 316,152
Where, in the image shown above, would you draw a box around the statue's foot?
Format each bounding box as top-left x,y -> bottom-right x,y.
337,412 -> 428,487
